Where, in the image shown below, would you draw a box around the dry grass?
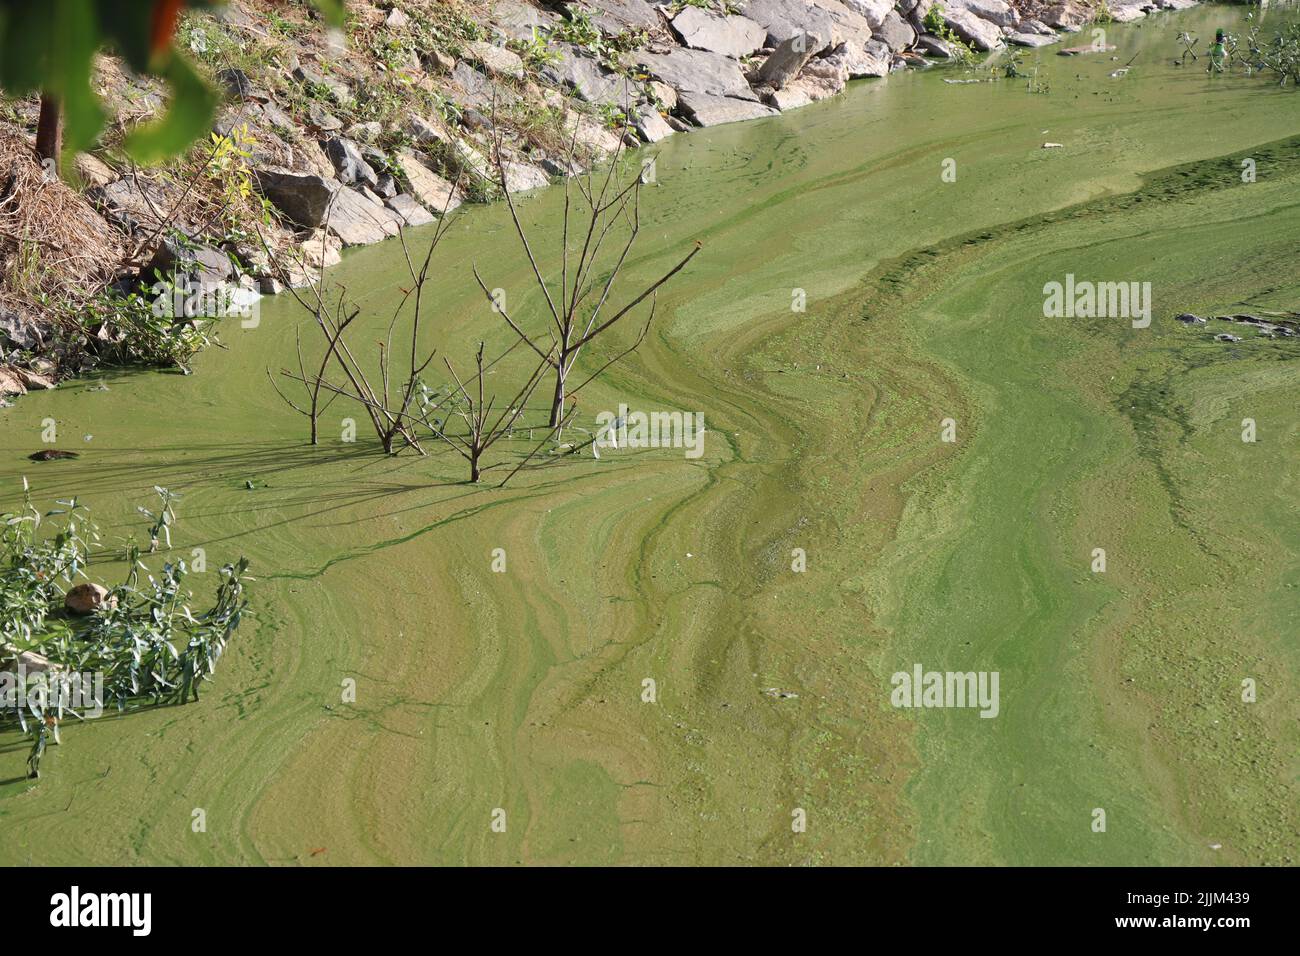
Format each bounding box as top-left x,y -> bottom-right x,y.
0,127 -> 124,319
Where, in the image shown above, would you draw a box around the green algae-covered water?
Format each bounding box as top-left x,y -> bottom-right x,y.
2,6 -> 1297,865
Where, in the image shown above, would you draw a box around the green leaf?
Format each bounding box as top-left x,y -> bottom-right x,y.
51,0 -> 106,157
309,0 -> 346,28
123,53 -> 217,164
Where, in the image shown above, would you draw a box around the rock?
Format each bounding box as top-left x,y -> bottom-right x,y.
293,63 -> 351,105
784,57 -> 848,101
945,0 -> 1018,29
346,121 -> 382,143
1108,3 -> 1148,22
1215,333 -> 1241,342
307,102 -> 343,131
1020,18 -> 1056,36
0,367 -> 27,396
542,44 -> 632,107
678,92 -> 779,127
373,173 -> 399,199
1175,313 -> 1206,324
915,33 -> 953,58
757,33 -> 822,90
1041,142 -> 1064,148
259,276 -> 284,295
146,238 -> 234,290
465,40 -> 525,80
14,368 -> 54,389
91,177 -> 172,233
563,112 -> 624,156
632,104 -> 675,143
254,168 -> 341,227
66,583 -> 116,615
396,150 -> 462,213
874,10 -> 916,51
491,0 -> 559,41
635,48 -> 758,100
1041,1 -> 1091,30
742,0 -> 836,50
0,309 -> 44,351
499,160 -> 550,194
385,7 -> 410,29
940,8 -> 1003,51
768,86 -> 813,110
323,137 -> 379,188
3,647 -> 55,676
298,230 -> 342,278
843,0 -> 895,28
385,193 -> 435,227
577,0 -> 660,35
647,80 -> 678,111
1007,32 -> 1060,47
422,48 -> 456,73
670,8 -> 767,59
257,100 -> 298,135
326,187 -> 403,246
73,153 -> 117,189
453,61 -> 516,111
217,67 -> 255,99
405,115 -> 451,148
827,38 -> 892,76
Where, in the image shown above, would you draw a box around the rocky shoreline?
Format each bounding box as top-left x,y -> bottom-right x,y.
0,0 -> 1201,396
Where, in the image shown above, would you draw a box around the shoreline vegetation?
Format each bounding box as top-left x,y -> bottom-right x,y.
0,0 -> 1231,395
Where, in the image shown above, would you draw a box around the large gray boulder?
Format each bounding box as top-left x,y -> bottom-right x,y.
678,92 -> 779,127
326,187 -> 403,246
323,137 -> 379,188
944,0 -> 1019,29
292,63 -> 351,105
940,8 -> 1003,50
1107,3 -> 1148,22
464,39 -> 526,80
1040,1 -> 1090,30
825,38 -> 891,77
145,238 -> 233,290
490,0 -> 559,41
634,48 -> 758,100
843,0 -> 895,27
542,44 -> 635,108
632,104 -> 675,143
453,61 -> 515,111
757,33 -> 822,89
874,10 -> 917,51
396,150 -> 462,214
254,169 -> 340,228
572,0 -> 660,34
670,7 -> 767,59
385,194 -> 436,227
741,0 -> 838,51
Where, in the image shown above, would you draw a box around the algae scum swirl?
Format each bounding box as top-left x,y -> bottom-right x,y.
1,6 -> 1296,865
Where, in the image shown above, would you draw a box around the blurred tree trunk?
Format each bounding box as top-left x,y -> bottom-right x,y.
35,94 -> 62,174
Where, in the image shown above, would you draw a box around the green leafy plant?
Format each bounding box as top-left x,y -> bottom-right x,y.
1,483 -> 250,778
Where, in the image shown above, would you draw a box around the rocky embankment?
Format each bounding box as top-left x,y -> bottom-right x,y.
0,0 -> 1198,394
